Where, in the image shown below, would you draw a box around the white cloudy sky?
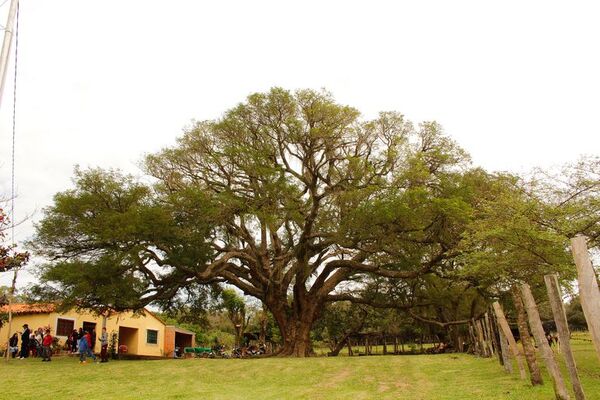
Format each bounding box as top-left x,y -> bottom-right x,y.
0,0 -> 599,287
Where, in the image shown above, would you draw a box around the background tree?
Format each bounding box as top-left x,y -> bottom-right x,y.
218,288 -> 250,347
312,301 -> 369,356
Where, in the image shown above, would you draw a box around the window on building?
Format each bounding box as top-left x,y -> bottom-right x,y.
147,329 -> 158,344
56,318 -> 74,337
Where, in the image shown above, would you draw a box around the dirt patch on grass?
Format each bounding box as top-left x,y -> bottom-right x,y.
378,380 -> 411,393
323,368 -> 352,388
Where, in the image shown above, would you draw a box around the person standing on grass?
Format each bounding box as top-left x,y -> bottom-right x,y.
9,333 -> 18,358
35,328 -> 43,348
19,324 -> 30,359
85,330 -> 93,353
29,331 -> 39,357
91,328 -> 97,353
100,327 -> 109,363
41,329 -> 53,362
35,328 -> 44,357
70,329 -> 79,353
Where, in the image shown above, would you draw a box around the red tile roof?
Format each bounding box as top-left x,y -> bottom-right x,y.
0,303 -> 56,315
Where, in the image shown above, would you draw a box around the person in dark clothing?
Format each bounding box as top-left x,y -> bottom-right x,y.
19,324 -> 30,359
29,334 -> 39,357
78,327 -> 84,339
100,327 -> 109,362
91,328 -> 97,352
9,333 -> 18,358
70,330 -> 79,353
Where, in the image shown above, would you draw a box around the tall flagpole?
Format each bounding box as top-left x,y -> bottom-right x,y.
0,0 -> 19,109
1,0 -> 19,361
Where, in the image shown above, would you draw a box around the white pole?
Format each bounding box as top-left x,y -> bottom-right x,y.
1,0 -> 19,361
0,0 -> 19,109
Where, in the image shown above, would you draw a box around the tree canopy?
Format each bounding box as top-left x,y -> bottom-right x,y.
30,88 -> 592,356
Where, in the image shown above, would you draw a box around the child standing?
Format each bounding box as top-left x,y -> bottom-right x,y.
9,333 -> 18,358
41,329 -> 53,361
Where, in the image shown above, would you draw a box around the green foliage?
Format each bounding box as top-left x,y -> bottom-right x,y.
28,89 -> 598,353
565,296 -> 588,331
219,289 -> 246,319
456,172 -> 576,292
0,207 -> 29,273
29,167 -> 215,312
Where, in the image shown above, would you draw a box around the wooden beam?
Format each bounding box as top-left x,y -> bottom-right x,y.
520,284 -> 569,399
488,310 -> 505,367
474,318 -> 489,357
512,287 -> 543,385
571,236 -> 600,362
545,274 -> 586,400
498,327 -> 513,373
492,302 -> 527,380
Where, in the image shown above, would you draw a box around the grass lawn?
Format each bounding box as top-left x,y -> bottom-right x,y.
1,335 -> 598,400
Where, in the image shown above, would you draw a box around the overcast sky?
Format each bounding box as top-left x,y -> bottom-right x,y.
1,0 -> 599,288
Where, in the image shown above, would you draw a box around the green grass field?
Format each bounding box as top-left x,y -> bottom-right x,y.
1,335 -> 598,400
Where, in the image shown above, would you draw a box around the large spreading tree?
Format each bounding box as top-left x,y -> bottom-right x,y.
31,88 -> 578,356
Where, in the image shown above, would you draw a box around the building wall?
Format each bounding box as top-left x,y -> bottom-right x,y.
0,308 -> 165,357
1,313 -> 51,346
164,327 -> 176,358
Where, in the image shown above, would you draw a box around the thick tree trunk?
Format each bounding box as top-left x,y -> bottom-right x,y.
267,296 -> 319,357
278,321 -> 313,357
512,287 -> 543,386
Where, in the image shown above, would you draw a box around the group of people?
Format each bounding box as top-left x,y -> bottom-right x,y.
8,323 -> 110,363
66,327 -> 110,363
8,324 -> 54,361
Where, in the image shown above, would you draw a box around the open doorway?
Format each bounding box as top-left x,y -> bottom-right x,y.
118,326 -> 139,355
82,321 -> 96,334
174,332 -> 193,357
82,321 -> 98,352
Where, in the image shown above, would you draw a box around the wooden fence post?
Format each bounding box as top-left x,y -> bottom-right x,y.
485,312 -> 499,359
468,322 -> 479,355
482,313 -> 492,354
520,283 -> 570,400
512,287 -> 543,385
482,316 -> 495,356
488,310 -> 505,367
545,274 -> 586,400
474,318 -> 489,357
571,236 -> 600,361
492,302 -> 527,380
498,327 -> 513,373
